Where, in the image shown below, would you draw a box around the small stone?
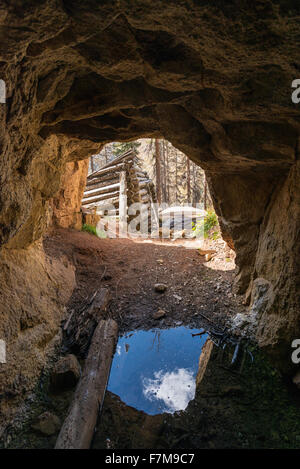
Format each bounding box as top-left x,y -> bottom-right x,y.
173,294 -> 182,301
50,354 -> 81,392
154,283 -> 167,293
31,412 -> 61,436
205,253 -> 214,262
153,309 -> 166,319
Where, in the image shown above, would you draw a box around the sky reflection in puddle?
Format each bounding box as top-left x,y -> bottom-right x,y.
107,327 -> 208,415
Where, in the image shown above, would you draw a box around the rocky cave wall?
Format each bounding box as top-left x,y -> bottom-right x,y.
51,158 -> 89,230
0,0 -> 299,432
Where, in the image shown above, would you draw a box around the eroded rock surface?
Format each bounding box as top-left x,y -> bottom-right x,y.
51,159 -> 89,230
0,242 -> 76,437
31,411 -> 61,436
0,0 -> 299,432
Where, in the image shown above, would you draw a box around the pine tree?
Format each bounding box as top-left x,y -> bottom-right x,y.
113,141 -> 141,156
186,155 -> 191,204
155,139 -> 162,204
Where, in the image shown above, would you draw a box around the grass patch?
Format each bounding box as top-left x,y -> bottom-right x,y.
192,209 -> 220,239
82,223 -> 98,236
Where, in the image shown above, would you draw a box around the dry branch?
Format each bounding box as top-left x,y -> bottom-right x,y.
63,288 -> 110,357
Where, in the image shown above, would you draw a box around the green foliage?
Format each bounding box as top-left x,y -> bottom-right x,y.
211,230 -> 220,240
192,209 -> 219,239
82,223 -> 98,236
204,210 -> 218,236
113,141 -> 141,156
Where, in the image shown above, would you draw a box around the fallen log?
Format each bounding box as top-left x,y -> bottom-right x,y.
55,319 -> 118,449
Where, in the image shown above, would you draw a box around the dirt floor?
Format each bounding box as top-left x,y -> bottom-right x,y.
5,228 -> 300,449
43,227 -> 242,336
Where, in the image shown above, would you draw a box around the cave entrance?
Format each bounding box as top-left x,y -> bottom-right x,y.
81,139 -> 216,245
74,137 -> 237,336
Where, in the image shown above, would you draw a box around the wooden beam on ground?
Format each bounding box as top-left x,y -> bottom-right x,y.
55,319 -> 118,449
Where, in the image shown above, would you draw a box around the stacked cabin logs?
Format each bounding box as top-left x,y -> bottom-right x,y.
82,150 -> 158,232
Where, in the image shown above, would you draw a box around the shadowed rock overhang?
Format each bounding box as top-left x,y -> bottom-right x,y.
0,1 -> 299,365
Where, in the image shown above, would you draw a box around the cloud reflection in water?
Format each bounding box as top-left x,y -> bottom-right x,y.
143,368 -> 195,413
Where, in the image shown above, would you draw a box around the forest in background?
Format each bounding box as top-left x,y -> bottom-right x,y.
89,139 -> 212,209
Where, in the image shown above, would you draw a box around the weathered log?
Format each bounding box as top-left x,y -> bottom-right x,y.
55,318 -> 118,449
87,162 -> 125,181
86,174 -> 119,189
82,191 -> 120,205
83,182 -> 120,199
87,150 -> 134,178
139,188 -> 148,197
92,198 -> 119,210
138,180 -> 151,187
119,171 -> 127,237
134,170 -> 148,178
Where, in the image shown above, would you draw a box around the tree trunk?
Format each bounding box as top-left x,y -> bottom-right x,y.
175,151 -> 178,204
155,138 -> 162,204
162,140 -> 168,203
204,173 -> 207,211
186,156 -> 191,204
192,163 -> 196,205
166,141 -> 170,204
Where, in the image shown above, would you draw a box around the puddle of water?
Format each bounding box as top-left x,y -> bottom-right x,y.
107,327 -> 208,415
